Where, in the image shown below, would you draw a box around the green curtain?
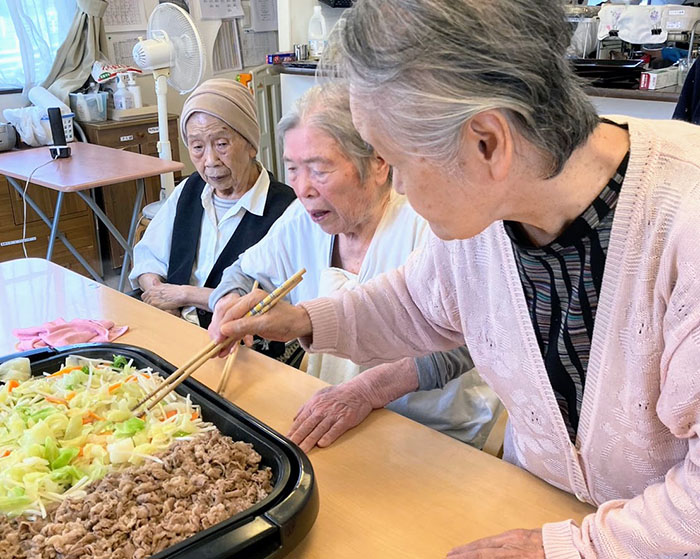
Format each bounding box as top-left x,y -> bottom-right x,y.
41,0 -> 108,103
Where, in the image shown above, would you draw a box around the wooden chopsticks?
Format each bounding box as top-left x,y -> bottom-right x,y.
132,269 -> 305,415
215,280 -> 258,394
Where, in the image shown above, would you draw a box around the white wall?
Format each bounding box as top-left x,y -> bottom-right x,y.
277,0 -> 347,51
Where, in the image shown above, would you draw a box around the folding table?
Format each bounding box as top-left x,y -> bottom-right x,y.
0,142 -> 183,291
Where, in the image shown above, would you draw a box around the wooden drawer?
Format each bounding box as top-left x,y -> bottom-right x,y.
0,176 -> 100,275
8,181 -> 89,226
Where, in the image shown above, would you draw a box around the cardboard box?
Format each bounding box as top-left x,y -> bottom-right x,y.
639,67 -> 679,90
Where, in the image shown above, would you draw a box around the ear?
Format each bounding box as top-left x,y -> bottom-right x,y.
370,153 -> 391,187
462,110 -> 513,182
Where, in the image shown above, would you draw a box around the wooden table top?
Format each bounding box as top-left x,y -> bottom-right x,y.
0,142 -> 183,191
0,258 -> 595,559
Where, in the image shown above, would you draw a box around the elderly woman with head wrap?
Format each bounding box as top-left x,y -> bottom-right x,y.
129,79 -> 295,328
208,82 -> 501,449
209,1 -> 700,558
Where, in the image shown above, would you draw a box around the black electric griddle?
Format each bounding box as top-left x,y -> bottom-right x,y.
0,342 -> 319,559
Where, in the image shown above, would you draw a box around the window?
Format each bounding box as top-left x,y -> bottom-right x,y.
0,0 -> 76,92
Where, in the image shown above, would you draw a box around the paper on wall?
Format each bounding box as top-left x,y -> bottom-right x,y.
106,32 -> 144,68
104,0 -> 148,32
199,0 -> 244,20
240,28 -> 278,67
250,0 -> 277,32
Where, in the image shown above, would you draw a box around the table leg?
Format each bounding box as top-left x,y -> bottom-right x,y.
75,179 -> 143,292
119,178 -> 145,292
46,191 -> 64,260
6,176 -> 103,282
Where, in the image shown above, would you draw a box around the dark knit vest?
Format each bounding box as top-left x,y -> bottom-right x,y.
167,171 -> 295,328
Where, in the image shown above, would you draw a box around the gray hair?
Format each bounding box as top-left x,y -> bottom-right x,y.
322,0 -> 599,177
277,82 -> 384,183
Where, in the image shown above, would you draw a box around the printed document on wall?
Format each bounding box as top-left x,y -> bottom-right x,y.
106,32 -> 143,67
199,0 -> 244,20
250,0 -> 277,32
104,0 -> 148,32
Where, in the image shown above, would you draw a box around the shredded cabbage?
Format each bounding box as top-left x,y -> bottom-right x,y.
0,355 -> 208,518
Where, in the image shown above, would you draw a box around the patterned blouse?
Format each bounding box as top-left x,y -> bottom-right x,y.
504,149 -> 630,441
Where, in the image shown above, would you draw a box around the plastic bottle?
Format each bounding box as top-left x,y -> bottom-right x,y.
126,72 -> 142,108
113,73 -> 134,110
308,5 -> 327,60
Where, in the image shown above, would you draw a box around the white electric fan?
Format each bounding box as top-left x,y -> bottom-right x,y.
132,3 -> 205,198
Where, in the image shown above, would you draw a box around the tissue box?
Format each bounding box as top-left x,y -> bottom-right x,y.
639,67 -> 678,90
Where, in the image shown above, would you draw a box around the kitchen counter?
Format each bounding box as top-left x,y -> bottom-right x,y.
278,63 -> 683,101
0,258 -> 595,559
583,84 -> 682,103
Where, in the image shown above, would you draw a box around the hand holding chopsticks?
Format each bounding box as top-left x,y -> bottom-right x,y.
132,270 -> 306,415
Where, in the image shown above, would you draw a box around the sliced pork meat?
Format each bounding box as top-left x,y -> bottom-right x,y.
1,430 -> 273,559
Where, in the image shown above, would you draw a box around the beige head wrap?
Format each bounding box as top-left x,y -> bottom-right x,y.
180,79 -> 260,151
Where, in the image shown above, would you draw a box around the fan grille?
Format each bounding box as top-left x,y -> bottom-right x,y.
148,3 -> 205,93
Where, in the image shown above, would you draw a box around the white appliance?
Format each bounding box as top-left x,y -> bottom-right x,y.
275,1 -> 348,179
133,2 -> 206,198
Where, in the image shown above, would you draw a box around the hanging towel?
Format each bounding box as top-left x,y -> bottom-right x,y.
13,318 -> 128,351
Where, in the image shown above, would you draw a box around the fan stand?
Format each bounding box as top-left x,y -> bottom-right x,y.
154,67 -> 176,198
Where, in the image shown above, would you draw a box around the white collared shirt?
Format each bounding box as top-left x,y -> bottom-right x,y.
129,166 -> 271,323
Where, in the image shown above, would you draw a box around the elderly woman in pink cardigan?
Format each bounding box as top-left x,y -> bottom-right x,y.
209,1 -> 700,558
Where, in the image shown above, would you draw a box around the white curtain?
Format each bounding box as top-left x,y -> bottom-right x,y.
41,0 -> 109,103
0,0 -> 76,93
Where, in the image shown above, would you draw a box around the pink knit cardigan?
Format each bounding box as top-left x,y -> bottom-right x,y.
300,117 -> 700,558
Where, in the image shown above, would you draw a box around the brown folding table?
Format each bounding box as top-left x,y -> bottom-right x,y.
0,142 -> 183,291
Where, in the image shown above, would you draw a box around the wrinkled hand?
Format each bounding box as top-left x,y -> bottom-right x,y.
209,292 -> 244,350
208,289 -> 312,356
141,282 -> 185,311
288,382 -> 374,452
447,529 -> 544,559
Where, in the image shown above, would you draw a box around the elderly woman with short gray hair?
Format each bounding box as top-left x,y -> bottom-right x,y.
210,1 -> 700,557
209,82 -> 500,450
129,79 -> 295,328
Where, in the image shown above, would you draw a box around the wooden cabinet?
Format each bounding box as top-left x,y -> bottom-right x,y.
0,174 -> 100,275
80,115 -> 181,269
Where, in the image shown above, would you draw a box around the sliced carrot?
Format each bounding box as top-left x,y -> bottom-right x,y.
7,380 -> 19,393
124,375 -> 137,383
164,410 -> 177,419
82,411 -> 105,424
76,447 -> 84,458
48,366 -> 82,378
65,391 -> 77,401
191,412 -> 199,421
108,383 -> 122,393
1,450 -> 10,458
45,396 -> 68,406
99,430 -> 113,436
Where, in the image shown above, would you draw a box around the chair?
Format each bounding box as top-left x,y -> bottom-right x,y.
482,408 -> 509,459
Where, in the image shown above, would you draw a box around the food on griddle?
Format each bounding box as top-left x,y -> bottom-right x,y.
0,431 -> 272,559
0,355 -> 208,517
0,356 -> 273,558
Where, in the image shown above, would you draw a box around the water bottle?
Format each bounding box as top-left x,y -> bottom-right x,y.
308,5 -> 327,60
